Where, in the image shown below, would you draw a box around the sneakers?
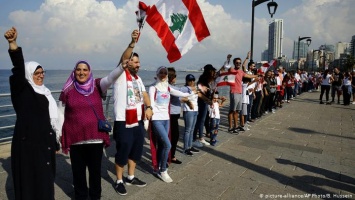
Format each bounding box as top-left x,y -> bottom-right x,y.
210,140 -> 217,146
158,170 -> 173,183
114,182 -> 127,196
228,127 -> 235,132
200,138 -> 210,146
184,149 -> 193,156
193,140 -> 203,148
190,147 -> 200,153
237,126 -> 245,131
125,177 -> 147,187
320,101 -> 324,104
171,158 -> 182,164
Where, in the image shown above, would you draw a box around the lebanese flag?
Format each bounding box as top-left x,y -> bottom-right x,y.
261,59 -> 277,73
139,0 -> 210,63
216,71 -> 238,87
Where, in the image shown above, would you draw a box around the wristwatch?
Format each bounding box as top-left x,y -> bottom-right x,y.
146,106 -> 153,111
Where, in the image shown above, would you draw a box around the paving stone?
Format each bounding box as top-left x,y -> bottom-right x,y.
1,91 -> 354,200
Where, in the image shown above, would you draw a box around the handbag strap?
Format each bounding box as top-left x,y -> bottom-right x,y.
85,96 -> 100,120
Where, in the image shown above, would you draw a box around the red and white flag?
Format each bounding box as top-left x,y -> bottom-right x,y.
261,59 -> 277,73
216,71 -> 238,87
139,0 -> 210,63
135,3 -> 148,42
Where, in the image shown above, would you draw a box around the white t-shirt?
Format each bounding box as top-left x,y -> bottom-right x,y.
247,82 -> 256,95
294,73 -> 301,82
242,83 -> 249,104
180,86 -> 198,112
321,74 -> 332,86
112,70 -> 146,121
343,77 -> 351,86
149,85 -> 191,120
209,102 -> 220,119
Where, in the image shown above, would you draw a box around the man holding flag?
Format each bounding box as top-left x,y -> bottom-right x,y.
217,52 -> 258,133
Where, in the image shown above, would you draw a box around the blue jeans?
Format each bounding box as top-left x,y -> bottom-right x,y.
152,120 -> 171,172
209,118 -> 220,134
193,102 -> 208,140
183,111 -> 198,150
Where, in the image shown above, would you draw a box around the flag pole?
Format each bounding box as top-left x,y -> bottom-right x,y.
117,9 -> 146,68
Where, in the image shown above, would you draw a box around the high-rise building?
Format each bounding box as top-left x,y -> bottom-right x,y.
261,44 -> 269,61
292,41 -> 309,60
268,19 -> 283,61
350,35 -> 355,57
335,42 -> 350,59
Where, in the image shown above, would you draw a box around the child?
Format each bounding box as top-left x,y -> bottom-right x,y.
208,93 -> 225,146
238,77 -> 251,131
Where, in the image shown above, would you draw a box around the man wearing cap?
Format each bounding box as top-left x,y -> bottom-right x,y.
223,53 -> 258,133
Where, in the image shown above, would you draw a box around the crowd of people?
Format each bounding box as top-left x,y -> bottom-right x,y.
4,26 -> 355,199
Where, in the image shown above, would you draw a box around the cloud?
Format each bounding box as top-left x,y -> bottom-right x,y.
1,0 -> 354,70
281,0 -> 355,54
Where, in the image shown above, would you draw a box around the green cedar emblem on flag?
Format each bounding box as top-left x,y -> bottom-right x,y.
169,13 -> 188,34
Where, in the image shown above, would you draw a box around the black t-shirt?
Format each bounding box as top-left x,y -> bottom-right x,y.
332,72 -> 344,86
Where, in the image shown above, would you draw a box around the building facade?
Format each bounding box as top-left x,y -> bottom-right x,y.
292,41 -> 309,60
335,42 -> 350,59
268,19 -> 283,61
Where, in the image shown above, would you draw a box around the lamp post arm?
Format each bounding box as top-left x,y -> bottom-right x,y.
299,36 -> 311,41
254,0 -> 270,7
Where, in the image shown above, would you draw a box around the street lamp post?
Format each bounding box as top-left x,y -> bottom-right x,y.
312,50 -> 321,72
250,0 -> 278,63
297,36 -> 311,70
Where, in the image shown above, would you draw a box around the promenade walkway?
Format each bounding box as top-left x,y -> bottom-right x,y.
1,91 -> 354,200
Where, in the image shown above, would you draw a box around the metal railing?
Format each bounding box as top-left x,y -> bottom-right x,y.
0,84 -> 229,143
0,90 -> 115,143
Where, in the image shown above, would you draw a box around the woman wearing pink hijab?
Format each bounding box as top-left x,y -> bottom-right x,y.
59,30 -> 138,200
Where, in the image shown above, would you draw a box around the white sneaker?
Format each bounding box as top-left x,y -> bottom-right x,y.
245,127 -> 250,131
200,138 -> 210,146
352,102 -> 355,105
158,171 -> 173,183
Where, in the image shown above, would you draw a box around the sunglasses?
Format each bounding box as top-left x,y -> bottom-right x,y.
159,71 -> 168,75
188,79 -> 195,81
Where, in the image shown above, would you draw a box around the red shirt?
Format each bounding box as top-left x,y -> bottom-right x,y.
229,68 -> 246,94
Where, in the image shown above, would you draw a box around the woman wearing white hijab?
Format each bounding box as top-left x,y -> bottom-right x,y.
148,66 -> 192,183
5,27 -> 58,200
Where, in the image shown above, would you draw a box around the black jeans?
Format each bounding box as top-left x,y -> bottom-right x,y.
267,92 -> 275,111
70,143 -> 104,200
320,85 -> 331,102
170,114 -> 180,159
251,91 -> 261,119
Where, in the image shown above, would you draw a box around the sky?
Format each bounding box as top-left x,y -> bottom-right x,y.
0,0 -> 354,70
